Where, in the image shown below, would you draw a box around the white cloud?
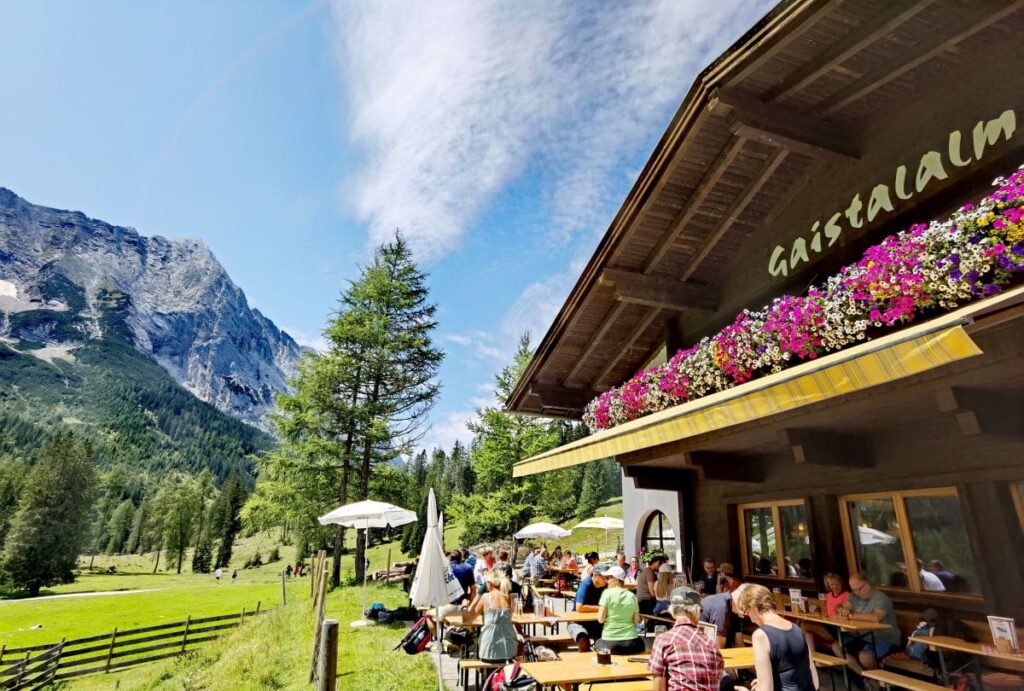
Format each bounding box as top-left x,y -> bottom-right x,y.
283,326 -> 328,353
330,0 -> 773,261
444,330 -> 508,363
420,408 -> 476,453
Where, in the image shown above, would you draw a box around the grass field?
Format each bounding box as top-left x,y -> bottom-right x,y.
62,582 -> 435,690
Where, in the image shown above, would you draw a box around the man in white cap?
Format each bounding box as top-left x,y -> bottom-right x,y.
596,564 -> 645,655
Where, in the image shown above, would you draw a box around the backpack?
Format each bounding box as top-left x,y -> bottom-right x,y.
365,602 -> 387,621
391,606 -> 420,622
393,617 -> 431,655
906,623 -> 934,663
483,661 -> 537,691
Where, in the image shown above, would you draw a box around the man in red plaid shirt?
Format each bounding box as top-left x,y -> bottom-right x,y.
649,590 -> 726,691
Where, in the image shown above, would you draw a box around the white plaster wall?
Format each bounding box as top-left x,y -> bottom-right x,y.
621,467 -> 684,570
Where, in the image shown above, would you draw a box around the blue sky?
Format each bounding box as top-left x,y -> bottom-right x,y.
0,0 -> 772,451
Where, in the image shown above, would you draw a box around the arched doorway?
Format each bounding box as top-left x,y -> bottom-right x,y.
641,510 -> 677,556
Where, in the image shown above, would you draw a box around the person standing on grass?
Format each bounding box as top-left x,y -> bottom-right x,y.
231,569 -> 237,583
214,567 -> 222,583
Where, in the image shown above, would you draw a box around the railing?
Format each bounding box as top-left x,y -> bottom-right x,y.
0,603 -> 267,687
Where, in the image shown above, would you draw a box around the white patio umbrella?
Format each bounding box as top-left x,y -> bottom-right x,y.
857,526 -> 897,545
410,488 -> 463,691
572,515 -> 624,546
318,499 -> 416,628
514,522 -> 572,540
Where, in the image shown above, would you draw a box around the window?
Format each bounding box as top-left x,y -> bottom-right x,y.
840,489 -> 981,596
643,511 -> 676,554
738,500 -> 813,580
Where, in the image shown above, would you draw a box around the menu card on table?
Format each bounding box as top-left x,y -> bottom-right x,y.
987,615 -> 1019,653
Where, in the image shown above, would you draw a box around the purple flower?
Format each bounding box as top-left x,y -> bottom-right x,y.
950,269 -> 962,280
983,284 -> 1002,296
966,269 -> 980,283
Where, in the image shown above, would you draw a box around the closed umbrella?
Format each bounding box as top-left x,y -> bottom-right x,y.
514,522 -> 572,540
409,488 -> 463,691
318,500 -> 416,628
857,526 -> 897,545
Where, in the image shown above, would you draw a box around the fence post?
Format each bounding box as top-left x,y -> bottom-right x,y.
49,639 -> 65,685
15,651 -> 29,685
105,628 -> 118,673
181,616 -> 192,653
281,569 -> 288,606
256,600 -> 261,616
316,619 -> 339,691
240,607 -> 246,625
0,642 -> 5,666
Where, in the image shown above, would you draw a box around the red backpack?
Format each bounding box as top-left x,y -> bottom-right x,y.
394,617 -> 431,655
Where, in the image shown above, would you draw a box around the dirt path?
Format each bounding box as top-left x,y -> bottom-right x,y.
0,588 -> 160,604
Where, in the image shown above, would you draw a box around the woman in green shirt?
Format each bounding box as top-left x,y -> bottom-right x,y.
597,565 -> 645,654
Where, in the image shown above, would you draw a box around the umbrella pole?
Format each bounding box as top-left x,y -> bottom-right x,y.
435,605 -> 444,691
362,527 -> 369,620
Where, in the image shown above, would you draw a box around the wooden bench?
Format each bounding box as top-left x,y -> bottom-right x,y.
581,681 -> 651,691
458,659 -> 508,689
528,633 -> 576,649
863,669 -> 948,691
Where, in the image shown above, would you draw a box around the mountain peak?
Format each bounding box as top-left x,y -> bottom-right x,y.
0,187 -> 300,431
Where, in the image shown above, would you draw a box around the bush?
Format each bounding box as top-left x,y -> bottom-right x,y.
242,551 -> 263,569
268,547 -> 280,563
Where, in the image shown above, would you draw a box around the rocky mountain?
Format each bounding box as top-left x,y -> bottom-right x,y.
0,187 -> 301,431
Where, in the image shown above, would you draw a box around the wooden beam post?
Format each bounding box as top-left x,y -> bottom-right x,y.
180,617 -> 191,653
777,428 -> 873,468
104,628 -> 118,673
281,569 -> 288,607
317,619 -> 339,691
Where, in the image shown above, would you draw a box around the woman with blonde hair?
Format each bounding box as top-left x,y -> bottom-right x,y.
652,563 -> 679,615
737,584 -> 819,691
471,568 -> 519,662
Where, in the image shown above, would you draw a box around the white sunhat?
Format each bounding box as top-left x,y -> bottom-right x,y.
606,565 -> 627,581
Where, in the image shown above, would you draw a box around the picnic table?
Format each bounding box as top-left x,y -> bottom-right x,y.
908,634 -> 1024,687
521,647 -> 756,690
784,610 -> 893,689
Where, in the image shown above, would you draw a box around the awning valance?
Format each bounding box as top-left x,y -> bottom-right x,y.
510,288 -> 1024,478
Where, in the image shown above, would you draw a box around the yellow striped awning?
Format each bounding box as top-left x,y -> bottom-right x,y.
510,288 -> 1024,478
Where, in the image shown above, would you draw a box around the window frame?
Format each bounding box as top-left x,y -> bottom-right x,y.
839,487 -> 982,599
737,499 -> 814,582
642,510 -> 676,553
1012,481 -> 1024,534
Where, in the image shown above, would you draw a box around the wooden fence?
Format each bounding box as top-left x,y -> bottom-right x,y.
0,603 -> 267,688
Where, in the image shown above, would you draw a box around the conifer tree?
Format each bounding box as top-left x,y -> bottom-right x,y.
0,433 -> 98,596
212,469 -> 246,568
105,499 -> 135,554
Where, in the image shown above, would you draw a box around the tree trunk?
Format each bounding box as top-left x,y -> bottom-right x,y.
354,371 -> 381,585
331,366 -> 360,588
152,547 -> 161,574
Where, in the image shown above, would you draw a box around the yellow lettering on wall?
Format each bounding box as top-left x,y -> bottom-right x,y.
768,246 -> 788,277
824,213 -> 842,247
844,194 -> 863,229
866,184 -> 894,222
915,151 -> 948,193
790,237 -> 810,269
973,110 -> 1016,160
894,165 -> 913,200
948,131 -> 972,168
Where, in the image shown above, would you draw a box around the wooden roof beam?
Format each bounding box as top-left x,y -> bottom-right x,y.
762,1 -> 937,104
641,135 -> 748,274
777,428 -> 873,468
528,384 -> 596,413
593,307 -> 661,390
711,88 -> 860,159
816,1 -> 1023,117
562,302 -> 628,388
598,268 -> 718,313
679,147 -> 787,282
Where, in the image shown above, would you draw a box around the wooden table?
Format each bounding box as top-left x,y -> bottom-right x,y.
555,611 -> 600,624
521,652 -> 650,690
785,611 -> 893,689
720,646 -> 757,671
908,634 -> 1024,686
441,612 -> 558,637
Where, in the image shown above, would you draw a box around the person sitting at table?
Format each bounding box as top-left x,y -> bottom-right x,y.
474,546 -> 495,590
616,552 -> 628,571
927,559 -> 955,591
717,563 -> 741,593
700,583 -> 750,649
832,573 -> 901,677
471,568 -> 520,663
649,590 -> 726,691
424,551 -> 476,638
550,547 -> 564,569
735,584 -> 819,691
802,572 -> 847,650
653,563 -> 677,616
626,556 -> 641,583
569,563 -> 610,652
581,551 -> 601,579
696,557 -> 718,595
563,549 -> 579,572
917,559 -> 945,592
596,565 -> 645,655
529,548 -> 549,580
637,554 -> 666,615
520,547 -> 537,579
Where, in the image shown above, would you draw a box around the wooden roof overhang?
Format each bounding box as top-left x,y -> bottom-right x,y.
508,0 -> 1024,418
